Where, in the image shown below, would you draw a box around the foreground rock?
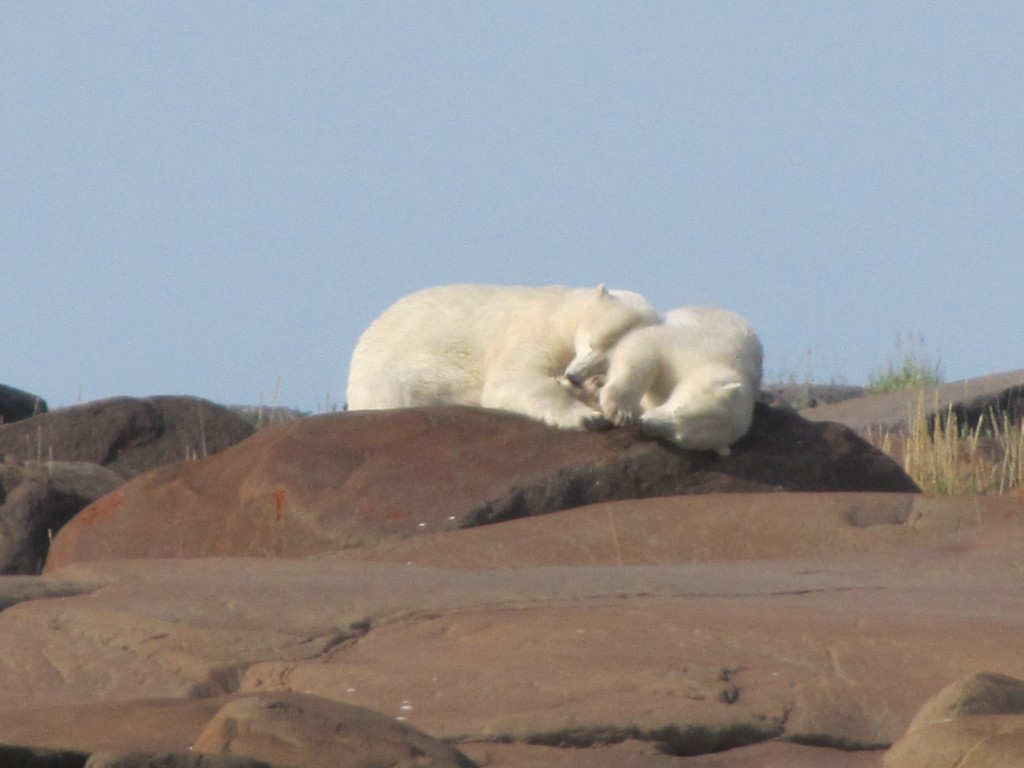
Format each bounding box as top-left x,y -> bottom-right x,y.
883,672 -> 1024,767
802,368 -> 1024,433
0,396 -> 255,480
45,405 -> 918,568
1,493 -> 1022,767
0,461 -> 123,574
194,692 -> 476,768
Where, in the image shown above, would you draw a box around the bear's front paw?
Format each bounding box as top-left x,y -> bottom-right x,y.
599,392 -> 642,426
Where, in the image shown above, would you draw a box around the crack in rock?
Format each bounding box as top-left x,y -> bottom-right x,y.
782,733 -> 891,752
471,717 -> 788,758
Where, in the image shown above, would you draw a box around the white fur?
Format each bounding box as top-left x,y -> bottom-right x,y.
346,283 -> 658,429
599,306 -> 763,455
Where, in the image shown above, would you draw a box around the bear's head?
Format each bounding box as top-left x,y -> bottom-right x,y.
564,285 -> 659,385
638,363 -> 757,456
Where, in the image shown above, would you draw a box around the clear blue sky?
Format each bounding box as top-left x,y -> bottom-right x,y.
5,3 -> 1023,412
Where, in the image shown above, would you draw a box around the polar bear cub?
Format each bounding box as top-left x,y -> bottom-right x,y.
346,283 -> 659,430
598,306 -> 764,455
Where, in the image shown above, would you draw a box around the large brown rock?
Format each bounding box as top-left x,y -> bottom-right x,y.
44,404 -> 918,568
0,461 -> 123,574
0,396 -> 255,480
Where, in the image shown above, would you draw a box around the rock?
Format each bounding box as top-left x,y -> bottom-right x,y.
85,753 -> 277,768
0,384 -> 47,425
0,744 -> 88,767
1,462 -> 124,574
761,383 -> 866,410
0,699 -> 225,755
337,492 -> 1021,568
802,369 -> 1024,433
458,739 -> 884,767
883,672 -> 1024,767
3,493 -> 1022,765
907,671 -> 1024,729
192,693 -> 477,768
44,405 -> 918,568
0,397 -> 255,480
882,716 -> 1024,768
0,573 -> 101,612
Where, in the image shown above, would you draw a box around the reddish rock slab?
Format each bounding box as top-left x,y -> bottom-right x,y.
0,698 -> 223,753
340,492 -> 1022,567
240,580 -> 1024,751
45,405 -> 917,569
6,494 -> 1022,765
0,396 -> 254,480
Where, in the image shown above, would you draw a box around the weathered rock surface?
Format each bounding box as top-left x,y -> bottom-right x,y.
0,396 -> 255,480
44,405 -> 918,569
2,493 -> 1023,766
0,461 -> 123,574
802,368 -> 1024,432
883,672 -> 1024,767
0,383 -> 47,424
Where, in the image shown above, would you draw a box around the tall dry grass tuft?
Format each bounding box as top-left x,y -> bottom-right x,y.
869,393 -> 1024,495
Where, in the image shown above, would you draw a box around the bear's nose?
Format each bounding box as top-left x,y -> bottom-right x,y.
565,373 -> 584,387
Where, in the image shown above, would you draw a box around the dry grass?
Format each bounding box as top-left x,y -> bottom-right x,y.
868,394 -> 1024,495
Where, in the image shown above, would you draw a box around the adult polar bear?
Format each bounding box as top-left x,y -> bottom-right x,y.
598,306 -> 764,455
346,283 -> 659,429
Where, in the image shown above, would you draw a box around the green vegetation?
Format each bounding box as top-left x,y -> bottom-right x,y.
866,333 -> 943,393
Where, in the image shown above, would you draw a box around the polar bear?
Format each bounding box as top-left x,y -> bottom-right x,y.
598,305 -> 764,455
346,283 -> 659,429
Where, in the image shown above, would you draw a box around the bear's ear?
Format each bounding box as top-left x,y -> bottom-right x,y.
595,284 -> 610,298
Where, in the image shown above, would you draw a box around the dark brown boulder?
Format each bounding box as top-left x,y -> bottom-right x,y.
0,397 -> 255,480
0,461 -> 123,574
45,404 -> 917,568
0,384 -> 47,425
